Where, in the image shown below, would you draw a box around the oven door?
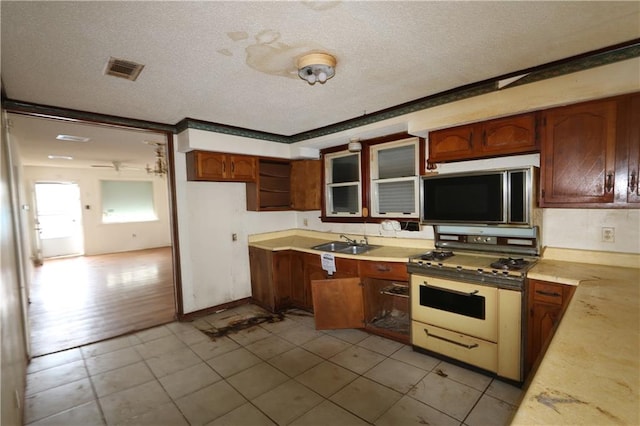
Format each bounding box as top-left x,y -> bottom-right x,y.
411,275 -> 498,342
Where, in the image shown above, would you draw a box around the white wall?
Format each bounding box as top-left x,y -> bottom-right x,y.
175,59 -> 639,315
22,166 -> 171,256
174,131 -> 297,313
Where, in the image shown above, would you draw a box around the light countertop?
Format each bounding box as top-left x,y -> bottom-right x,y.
512,261 -> 639,425
249,230 -> 640,425
248,231 -> 430,262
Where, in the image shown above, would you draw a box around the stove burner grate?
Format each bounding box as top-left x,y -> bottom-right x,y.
490,257 -> 530,271
420,250 -> 454,261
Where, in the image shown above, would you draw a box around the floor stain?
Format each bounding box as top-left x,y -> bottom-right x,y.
202,312 -> 284,339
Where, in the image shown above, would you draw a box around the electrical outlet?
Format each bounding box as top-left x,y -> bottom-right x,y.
232,233 -> 237,241
601,227 -> 615,243
303,218 -> 308,227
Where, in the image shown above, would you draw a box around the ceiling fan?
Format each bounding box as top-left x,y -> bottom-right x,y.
90,160 -> 141,171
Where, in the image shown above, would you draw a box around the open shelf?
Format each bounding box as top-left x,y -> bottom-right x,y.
246,158 -> 291,211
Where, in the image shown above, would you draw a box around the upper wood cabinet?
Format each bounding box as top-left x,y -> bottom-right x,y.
246,158 -> 291,211
617,93 -> 640,205
540,93 -> 639,208
186,150 -> 256,182
290,160 -> 322,210
428,112 -> 538,164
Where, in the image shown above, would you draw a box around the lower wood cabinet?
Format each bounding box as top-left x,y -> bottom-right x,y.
525,279 -> 576,375
359,260 -> 409,343
249,246 -> 410,343
248,247 -> 292,312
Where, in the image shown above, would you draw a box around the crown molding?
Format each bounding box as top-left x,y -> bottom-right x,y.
3,38 -> 638,143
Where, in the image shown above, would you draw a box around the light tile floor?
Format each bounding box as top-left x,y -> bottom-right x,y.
25,304 -> 523,425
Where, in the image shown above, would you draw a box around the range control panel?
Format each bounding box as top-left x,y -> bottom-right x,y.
467,235 -> 497,245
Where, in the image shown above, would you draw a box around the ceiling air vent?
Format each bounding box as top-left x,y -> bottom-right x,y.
105,57 -> 145,81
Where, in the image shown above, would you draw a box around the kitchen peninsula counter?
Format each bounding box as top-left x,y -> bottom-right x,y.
512,249 -> 640,425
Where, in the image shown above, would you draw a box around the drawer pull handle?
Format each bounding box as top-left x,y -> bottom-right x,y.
630,171 -> 637,194
422,283 -> 481,297
376,265 -> 391,272
605,171 -> 614,193
536,290 -> 561,298
424,328 -> 479,349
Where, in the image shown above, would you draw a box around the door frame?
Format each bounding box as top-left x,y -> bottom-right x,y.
4,107 -> 185,317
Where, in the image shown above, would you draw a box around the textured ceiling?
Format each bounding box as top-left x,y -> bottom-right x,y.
1,1 -> 639,167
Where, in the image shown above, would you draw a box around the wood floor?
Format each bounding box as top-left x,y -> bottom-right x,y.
28,247 -> 176,357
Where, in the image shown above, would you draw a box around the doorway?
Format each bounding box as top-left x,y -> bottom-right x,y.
7,112 -> 181,356
33,182 -> 84,261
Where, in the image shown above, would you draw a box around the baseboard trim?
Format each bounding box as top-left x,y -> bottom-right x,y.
177,297 -> 252,321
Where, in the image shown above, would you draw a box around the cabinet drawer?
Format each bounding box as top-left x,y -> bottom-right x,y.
359,261 -> 407,280
412,321 -> 498,373
531,281 -> 564,305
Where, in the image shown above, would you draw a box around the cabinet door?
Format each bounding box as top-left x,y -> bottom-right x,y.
229,155 -> 257,182
525,279 -> 576,374
186,151 -> 227,180
618,94 -> 640,204
248,246 -> 275,311
527,301 -> 560,373
311,277 -> 364,330
428,125 -> 476,163
273,251 -> 292,310
300,254 -> 359,311
291,160 -> 322,210
540,100 -> 617,205
290,252 -> 307,309
480,113 -> 538,155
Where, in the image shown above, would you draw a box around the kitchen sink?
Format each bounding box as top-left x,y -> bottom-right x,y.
311,241 -> 379,255
311,241 -> 352,252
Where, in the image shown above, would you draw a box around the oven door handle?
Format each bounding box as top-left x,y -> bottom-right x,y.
424,328 -> 479,349
421,283 -> 480,297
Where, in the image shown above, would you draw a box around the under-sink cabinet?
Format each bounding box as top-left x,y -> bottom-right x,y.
249,247 -> 410,343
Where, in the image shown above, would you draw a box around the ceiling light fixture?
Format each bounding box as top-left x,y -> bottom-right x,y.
348,138 -> 362,152
56,134 -> 90,142
48,155 -> 73,160
297,53 -> 336,85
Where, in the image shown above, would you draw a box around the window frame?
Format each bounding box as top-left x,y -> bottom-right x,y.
369,137 -> 420,219
100,179 -> 159,224
323,150 -> 363,217
320,132 -> 425,223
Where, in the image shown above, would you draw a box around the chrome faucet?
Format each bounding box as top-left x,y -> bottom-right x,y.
340,234 -> 358,245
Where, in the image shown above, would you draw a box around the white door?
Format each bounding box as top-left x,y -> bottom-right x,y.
34,182 -> 84,258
